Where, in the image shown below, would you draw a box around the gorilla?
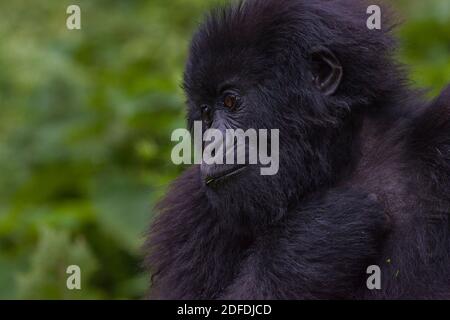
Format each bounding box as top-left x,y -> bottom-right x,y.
145,0 -> 450,299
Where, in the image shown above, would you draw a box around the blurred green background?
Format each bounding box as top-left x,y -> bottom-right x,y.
0,0 -> 449,299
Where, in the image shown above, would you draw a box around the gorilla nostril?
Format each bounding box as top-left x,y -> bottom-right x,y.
201,104 -> 209,113
201,104 -> 212,126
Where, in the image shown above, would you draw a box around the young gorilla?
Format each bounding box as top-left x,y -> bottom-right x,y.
146,0 -> 450,299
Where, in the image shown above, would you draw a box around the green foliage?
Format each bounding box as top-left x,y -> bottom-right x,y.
17,227 -> 100,299
0,0 -> 449,299
0,0 -> 215,299
396,0 -> 450,95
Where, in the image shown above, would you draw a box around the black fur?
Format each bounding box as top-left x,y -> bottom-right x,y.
145,0 -> 450,299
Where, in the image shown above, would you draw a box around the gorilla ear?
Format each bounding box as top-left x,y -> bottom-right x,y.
310,47 -> 343,96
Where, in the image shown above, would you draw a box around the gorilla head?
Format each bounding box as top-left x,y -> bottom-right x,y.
182,0 -> 400,225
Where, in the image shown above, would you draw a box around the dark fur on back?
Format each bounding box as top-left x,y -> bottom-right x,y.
145,0 -> 450,299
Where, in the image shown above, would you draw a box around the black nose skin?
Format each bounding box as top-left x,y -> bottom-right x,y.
200,104 -> 213,127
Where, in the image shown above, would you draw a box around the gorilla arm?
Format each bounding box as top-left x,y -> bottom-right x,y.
221,189 -> 389,299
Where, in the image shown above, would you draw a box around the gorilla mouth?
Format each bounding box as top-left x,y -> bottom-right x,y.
205,165 -> 248,186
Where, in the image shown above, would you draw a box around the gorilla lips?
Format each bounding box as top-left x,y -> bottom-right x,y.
205,165 -> 248,186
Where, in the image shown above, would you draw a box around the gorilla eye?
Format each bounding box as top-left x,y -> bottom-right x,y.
224,94 -> 237,110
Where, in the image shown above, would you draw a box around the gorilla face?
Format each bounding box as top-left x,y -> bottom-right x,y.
184,68 -> 288,222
